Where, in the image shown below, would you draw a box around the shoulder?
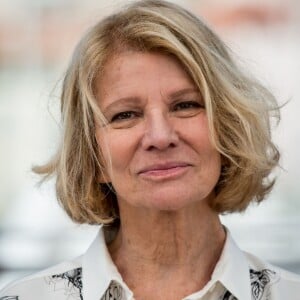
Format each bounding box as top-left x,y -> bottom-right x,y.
0,257 -> 83,300
244,250 -> 300,299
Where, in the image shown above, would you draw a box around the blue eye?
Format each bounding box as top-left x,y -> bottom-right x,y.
111,111 -> 139,122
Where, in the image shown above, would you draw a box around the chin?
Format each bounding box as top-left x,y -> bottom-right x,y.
149,202 -> 188,212
140,190 -> 209,212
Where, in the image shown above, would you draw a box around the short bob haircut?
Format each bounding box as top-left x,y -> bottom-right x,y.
34,0 -> 280,225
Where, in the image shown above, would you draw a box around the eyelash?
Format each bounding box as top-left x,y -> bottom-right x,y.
173,100 -> 203,111
111,111 -> 140,122
110,100 -> 204,123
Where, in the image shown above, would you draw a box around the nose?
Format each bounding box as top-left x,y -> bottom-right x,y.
141,110 -> 179,151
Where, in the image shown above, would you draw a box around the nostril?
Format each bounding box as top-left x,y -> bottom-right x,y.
147,145 -> 156,151
145,141 -> 177,152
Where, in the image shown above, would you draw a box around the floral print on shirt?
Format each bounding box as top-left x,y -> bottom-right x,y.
101,280 -> 123,300
219,268 -> 278,300
45,267 -> 83,300
0,267 -> 279,300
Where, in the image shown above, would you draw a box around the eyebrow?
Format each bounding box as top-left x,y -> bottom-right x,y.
168,87 -> 199,99
101,97 -> 141,115
101,87 -> 200,113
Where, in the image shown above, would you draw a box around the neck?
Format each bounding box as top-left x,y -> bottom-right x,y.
108,201 -> 226,299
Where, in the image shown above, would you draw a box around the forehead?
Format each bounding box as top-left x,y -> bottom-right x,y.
95,51 -> 196,99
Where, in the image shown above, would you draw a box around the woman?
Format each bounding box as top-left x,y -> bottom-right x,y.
1,0 -> 299,299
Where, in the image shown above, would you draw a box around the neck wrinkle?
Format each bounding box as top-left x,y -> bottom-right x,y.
108,203 -> 226,277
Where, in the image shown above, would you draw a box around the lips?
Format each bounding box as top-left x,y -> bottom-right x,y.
138,162 -> 192,177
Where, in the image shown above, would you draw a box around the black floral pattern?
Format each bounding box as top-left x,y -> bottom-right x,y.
250,268 -> 278,300
0,266 -> 280,300
101,280 -> 123,300
219,268 -> 278,300
45,267 -> 83,300
220,290 -> 238,300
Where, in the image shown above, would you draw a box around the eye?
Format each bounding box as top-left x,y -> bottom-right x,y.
111,111 -> 140,122
173,100 -> 203,111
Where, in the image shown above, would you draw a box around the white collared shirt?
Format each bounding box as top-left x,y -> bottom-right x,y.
1,226 -> 300,300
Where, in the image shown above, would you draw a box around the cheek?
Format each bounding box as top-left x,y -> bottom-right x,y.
182,115 -> 215,152
207,151 -> 222,179
201,141 -> 222,185
96,129 -> 138,179
182,116 -> 221,171
95,131 -> 112,182
198,134 -> 221,175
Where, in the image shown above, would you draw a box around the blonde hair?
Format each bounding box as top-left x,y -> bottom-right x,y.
34,0 -> 280,224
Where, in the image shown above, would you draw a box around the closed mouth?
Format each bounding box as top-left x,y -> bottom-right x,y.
138,162 -> 192,180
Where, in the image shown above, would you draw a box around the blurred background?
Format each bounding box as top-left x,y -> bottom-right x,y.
0,0 -> 299,289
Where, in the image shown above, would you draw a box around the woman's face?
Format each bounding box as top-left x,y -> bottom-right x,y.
95,51 -> 221,212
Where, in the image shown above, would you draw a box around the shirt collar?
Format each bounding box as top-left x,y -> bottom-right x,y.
211,228 -> 252,300
81,225 -> 133,300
